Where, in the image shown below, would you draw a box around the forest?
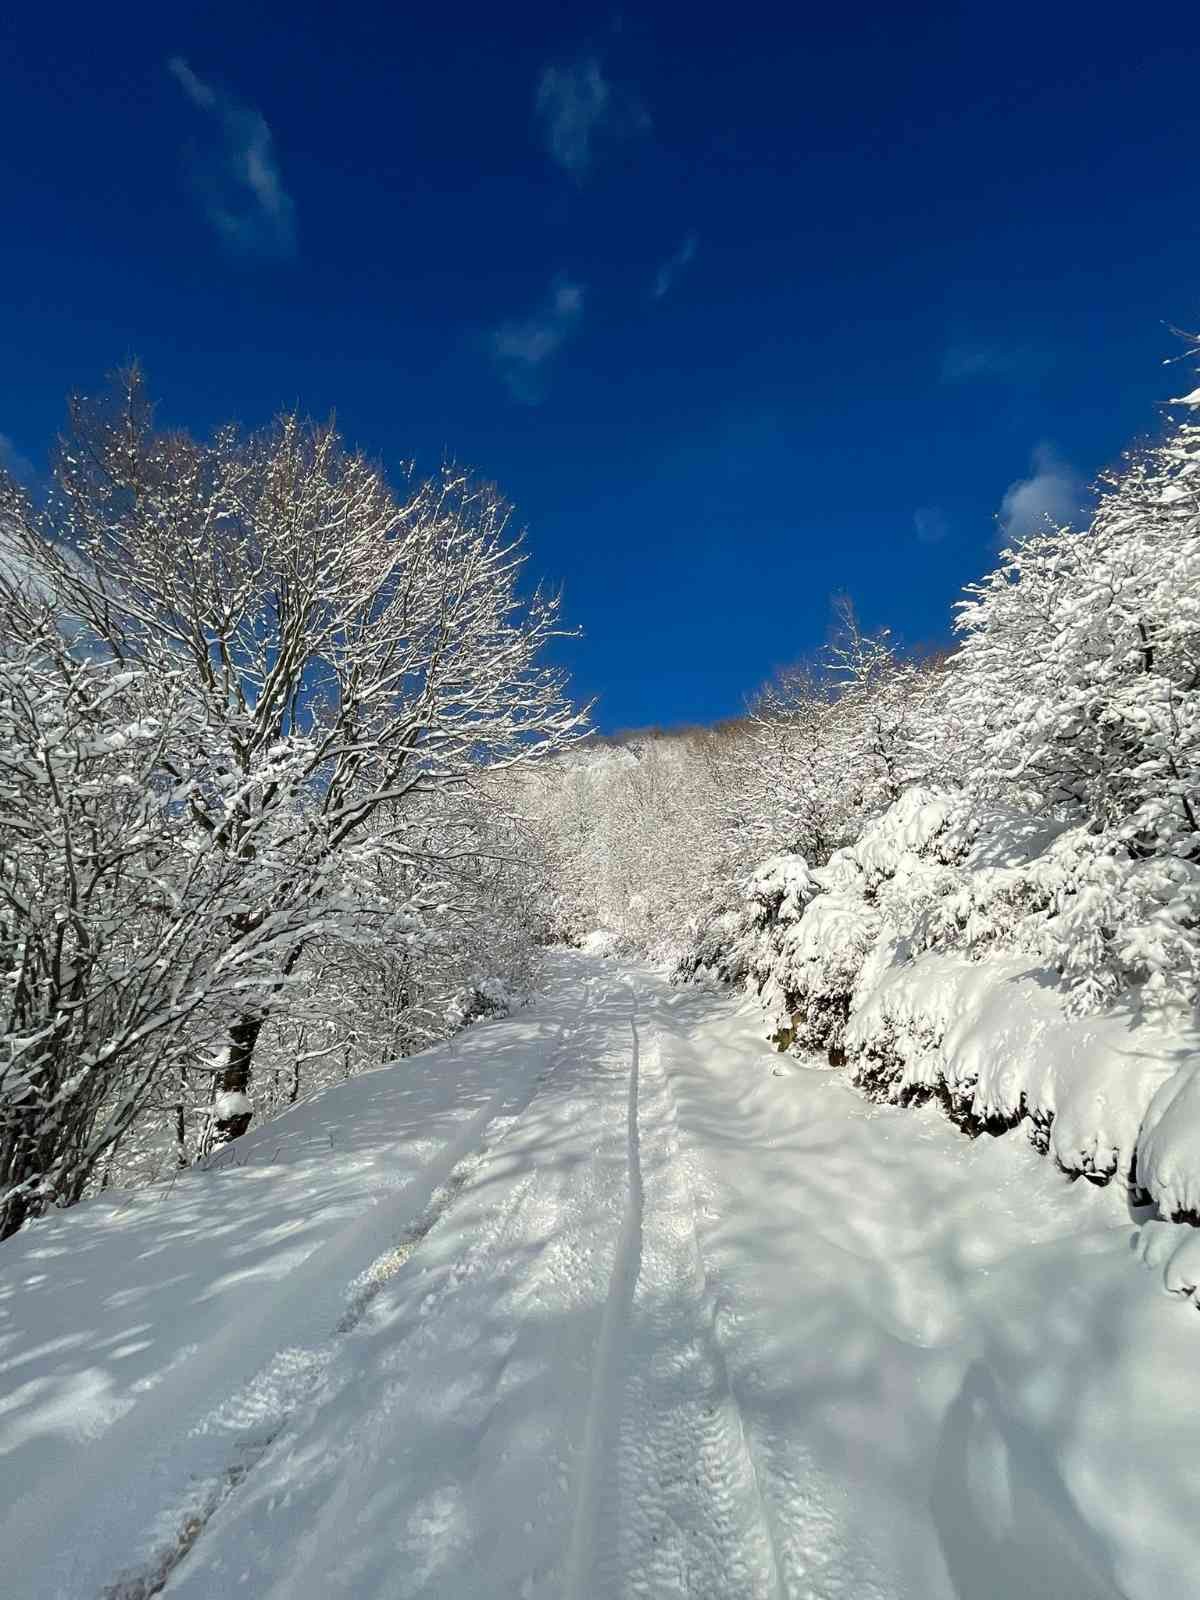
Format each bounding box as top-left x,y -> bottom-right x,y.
3,358 -> 1200,1252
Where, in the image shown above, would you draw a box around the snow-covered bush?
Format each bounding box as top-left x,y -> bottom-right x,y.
677,855 -> 821,1015
688,791 -> 967,1057
690,774 -> 1200,1216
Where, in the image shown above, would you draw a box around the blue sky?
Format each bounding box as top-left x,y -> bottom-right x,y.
2,2 -> 1198,730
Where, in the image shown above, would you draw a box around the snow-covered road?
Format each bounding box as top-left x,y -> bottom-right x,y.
2,954 -> 1198,1599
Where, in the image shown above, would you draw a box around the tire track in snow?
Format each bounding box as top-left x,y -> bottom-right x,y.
566,977 -> 784,1600
338,979 -> 599,1335
209,960 -> 652,1600
651,997 -> 904,1599
96,975 -> 595,1600
643,1026 -> 788,1600
563,996 -> 645,1600
164,963 -> 642,1600
335,1092 -> 564,1336
611,1011 -> 785,1600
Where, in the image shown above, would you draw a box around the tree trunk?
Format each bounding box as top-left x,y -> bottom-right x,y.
212,1013 -> 265,1144
208,941 -> 307,1147
0,1184 -> 32,1243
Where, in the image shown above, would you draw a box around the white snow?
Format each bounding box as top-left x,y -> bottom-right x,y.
1136,1059 -> 1200,1219
708,788 -> 1200,1217
845,950 -> 1188,1182
2,951 -> 1198,1599
212,1090 -> 253,1121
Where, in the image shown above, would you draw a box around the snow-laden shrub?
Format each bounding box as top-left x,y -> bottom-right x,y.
1136,1061 -> 1200,1222
765,794 -> 968,1048
675,856 -> 819,1007
924,829 -> 1200,1016
680,792 -> 967,1054
846,951 -> 1187,1186
701,783 -> 1200,1215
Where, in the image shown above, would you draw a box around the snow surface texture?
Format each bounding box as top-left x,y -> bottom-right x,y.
1,953 -> 1198,1599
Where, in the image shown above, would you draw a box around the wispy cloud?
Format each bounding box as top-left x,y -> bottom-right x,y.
535,54 -> 649,178
941,341 -> 1047,384
999,444 -> 1084,542
913,505 -> 950,546
168,56 -> 296,257
491,278 -> 585,404
653,232 -> 697,300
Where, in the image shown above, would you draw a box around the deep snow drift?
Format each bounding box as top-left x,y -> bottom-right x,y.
1,952 -> 1198,1599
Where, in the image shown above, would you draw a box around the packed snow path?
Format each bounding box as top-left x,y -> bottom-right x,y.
2,955 -> 1198,1599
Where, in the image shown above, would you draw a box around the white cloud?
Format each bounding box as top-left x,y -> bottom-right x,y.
535,54 -> 649,178
491,279 -> 584,404
653,232 -> 697,300
999,444 -> 1084,542
941,342 -> 1046,384
168,56 -> 296,257
913,506 -> 950,545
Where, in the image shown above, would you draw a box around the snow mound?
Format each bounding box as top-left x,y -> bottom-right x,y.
1137,1062 -> 1200,1221
847,952 -> 1185,1185
213,1090 -> 253,1122
1135,1219 -> 1200,1301
699,788 -> 1200,1218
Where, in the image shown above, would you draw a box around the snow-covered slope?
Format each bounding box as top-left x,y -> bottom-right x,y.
1,953 -> 1197,1599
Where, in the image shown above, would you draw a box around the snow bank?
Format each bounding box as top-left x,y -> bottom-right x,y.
847,951 -> 1187,1188
700,788 -> 1200,1222
1135,1219 -> 1200,1302
1137,1062 -> 1200,1221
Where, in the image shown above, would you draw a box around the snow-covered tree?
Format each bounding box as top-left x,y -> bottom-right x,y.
524,731 -> 738,961
0,370 -> 584,1226
946,386 -> 1200,1009
740,601 -> 944,864
6,370 -> 584,1142
0,572 -> 308,1235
